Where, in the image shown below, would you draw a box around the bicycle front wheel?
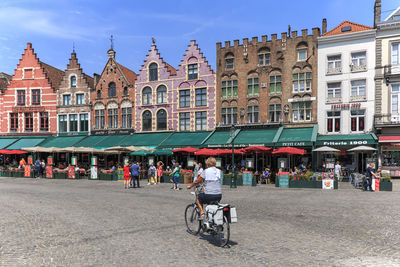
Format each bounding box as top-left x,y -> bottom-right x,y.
214,216 -> 230,247
185,204 -> 201,235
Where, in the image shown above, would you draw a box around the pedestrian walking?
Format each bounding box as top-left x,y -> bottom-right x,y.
130,161 -> 140,188
156,161 -> 163,184
123,163 -> 130,189
34,159 -> 41,178
40,160 -> 46,178
171,162 -> 181,190
148,163 -> 156,185
365,163 -> 377,191
334,161 -> 342,181
193,160 -> 199,183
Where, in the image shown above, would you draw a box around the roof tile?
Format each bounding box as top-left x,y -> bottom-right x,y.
323,21 -> 373,37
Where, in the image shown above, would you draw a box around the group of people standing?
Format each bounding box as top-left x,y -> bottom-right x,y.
122,161 -> 169,189
18,157 -> 46,178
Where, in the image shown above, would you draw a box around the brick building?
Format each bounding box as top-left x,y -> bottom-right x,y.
0,43 -> 63,135
216,26 -> 322,128
90,47 -> 136,135
57,51 -> 94,136
135,40 -> 216,132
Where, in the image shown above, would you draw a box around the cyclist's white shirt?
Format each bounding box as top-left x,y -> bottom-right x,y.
200,167 -> 222,195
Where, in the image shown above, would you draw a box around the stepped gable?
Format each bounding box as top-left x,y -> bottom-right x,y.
137,44 -> 176,80
323,21 -> 373,37
62,51 -> 94,89
176,40 -> 215,74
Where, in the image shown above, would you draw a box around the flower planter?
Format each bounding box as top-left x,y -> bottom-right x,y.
99,173 -> 113,180
53,172 -> 67,179
379,181 -> 392,191
287,180 -> 338,189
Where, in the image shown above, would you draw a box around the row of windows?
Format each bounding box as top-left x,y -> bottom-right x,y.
58,114 -> 89,133
224,49 -> 308,70
148,62 -> 199,81
16,89 -> 41,106
221,102 -> 312,125
94,108 -> 132,130
221,72 -> 311,98
326,110 -> 365,133
142,87 -> 207,107
10,112 -> 48,132
327,80 -> 367,99
326,51 -> 367,74
142,110 -> 207,131
62,93 -> 85,106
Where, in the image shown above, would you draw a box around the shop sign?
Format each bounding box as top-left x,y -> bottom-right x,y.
322,178 -> 334,189
68,166 -> 75,179
46,166 -> 53,178
12,106 -> 45,112
372,178 -> 380,191
278,173 -> 289,188
331,103 -> 361,110
24,165 -> 31,177
90,166 -> 98,179
117,168 -> 124,180
281,142 -> 306,147
321,140 -> 368,146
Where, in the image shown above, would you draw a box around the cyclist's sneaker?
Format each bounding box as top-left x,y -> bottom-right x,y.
198,213 -> 205,221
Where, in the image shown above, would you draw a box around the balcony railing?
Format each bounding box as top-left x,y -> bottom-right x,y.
374,113 -> 400,127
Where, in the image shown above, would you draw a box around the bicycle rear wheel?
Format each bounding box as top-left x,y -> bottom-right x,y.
214,216 -> 230,247
185,204 -> 201,235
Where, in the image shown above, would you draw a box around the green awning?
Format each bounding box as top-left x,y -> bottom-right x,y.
275,127 -> 315,147
153,148 -> 173,156
7,138 -> 46,150
159,131 -> 211,148
202,131 -> 231,148
316,134 -> 377,146
97,135 -> 130,148
120,132 -> 172,147
41,136 -> 86,148
233,129 -> 278,147
73,135 -> 109,148
0,138 -> 19,149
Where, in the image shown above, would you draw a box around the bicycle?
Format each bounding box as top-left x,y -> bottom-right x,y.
184,192 -> 237,247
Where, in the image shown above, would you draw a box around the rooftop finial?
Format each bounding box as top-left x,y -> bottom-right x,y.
72,42 -> 75,53
152,37 -> 156,45
110,35 -> 114,49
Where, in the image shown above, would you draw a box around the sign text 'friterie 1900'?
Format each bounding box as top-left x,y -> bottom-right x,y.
331,103 -> 361,110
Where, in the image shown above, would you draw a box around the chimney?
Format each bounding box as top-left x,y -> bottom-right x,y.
374,0 -> 381,28
322,18 -> 327,35
93,73 -> 100,87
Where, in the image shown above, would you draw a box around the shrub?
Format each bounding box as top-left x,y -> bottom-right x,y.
381,173 -> 391,182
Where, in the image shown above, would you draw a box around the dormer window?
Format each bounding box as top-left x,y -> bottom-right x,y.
341,26 -> 352,32
70,75 -> 77,88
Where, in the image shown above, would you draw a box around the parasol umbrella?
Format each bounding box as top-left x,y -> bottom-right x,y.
313,146 -> 340,152
347,146 -> 376,173
272,147 -> 306,155
243,146 -> 272,152
173,147 -> 199,153
194,148 -> 219,156
10,150 -> 28,154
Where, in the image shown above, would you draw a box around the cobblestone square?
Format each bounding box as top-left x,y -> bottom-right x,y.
1,178 -> 400,266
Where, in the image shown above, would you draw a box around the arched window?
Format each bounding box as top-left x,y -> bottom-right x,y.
142,110 -> 152,131
123,86 -> 128,96
108,82 -> 116,97
149,63 -> 158,81
97,90 -> 101,99
70,75 -> 77,88
157,109 -> 167,130
142,87 -> 152,105
157,85 -> 167,104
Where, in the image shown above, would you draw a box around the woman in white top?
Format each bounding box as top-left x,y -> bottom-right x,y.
187,158 -> 222,220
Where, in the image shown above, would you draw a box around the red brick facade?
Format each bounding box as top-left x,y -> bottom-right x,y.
0,43 -> 63,135
90,48 -> 136,134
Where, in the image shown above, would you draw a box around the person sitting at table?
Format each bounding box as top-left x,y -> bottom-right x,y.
262,168 -> 270,184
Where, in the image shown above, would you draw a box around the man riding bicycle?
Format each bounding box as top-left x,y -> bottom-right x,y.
187,157 -> 222,220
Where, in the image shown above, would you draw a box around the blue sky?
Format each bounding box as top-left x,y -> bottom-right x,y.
0,0 -> 398,76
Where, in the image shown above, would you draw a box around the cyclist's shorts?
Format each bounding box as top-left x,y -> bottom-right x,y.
198,193 -> 222,205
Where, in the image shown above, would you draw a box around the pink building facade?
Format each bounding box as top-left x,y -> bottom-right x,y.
135,40 -> 216,132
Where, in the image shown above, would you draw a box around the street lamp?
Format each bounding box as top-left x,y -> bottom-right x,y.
230,124 -> 237,188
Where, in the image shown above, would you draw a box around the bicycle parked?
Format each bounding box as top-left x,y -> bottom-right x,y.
184,191 -> 237,247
